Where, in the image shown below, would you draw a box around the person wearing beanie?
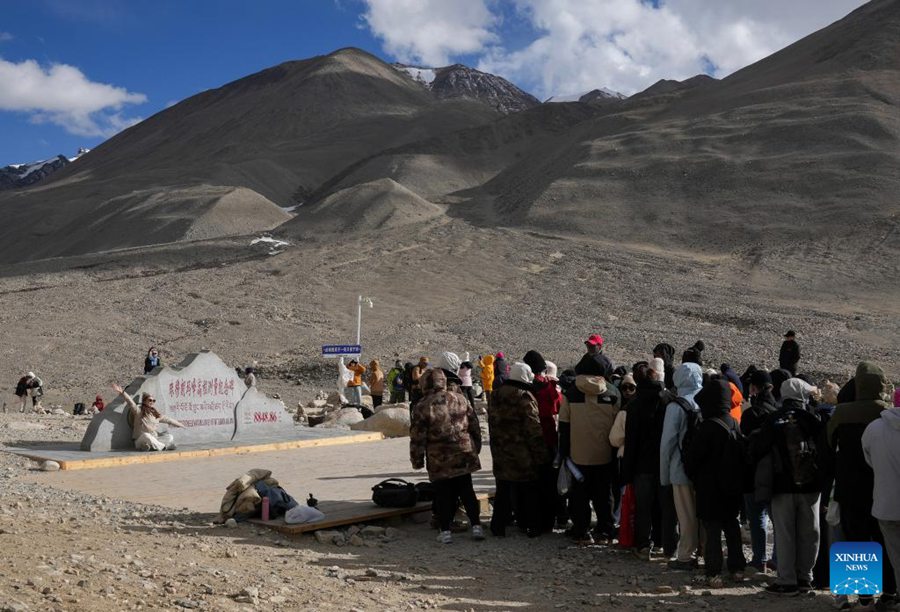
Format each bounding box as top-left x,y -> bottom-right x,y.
660,362 -> 703,569
489,362 -> 550,537
558,353 -> 621,544
752,372 -> 825,595
721,364 -> 744,395
493,352 -> 510,386
478,354 -> 495,409
829,362 -> 896,606
741,368 -> 778,573
779,331 -> 801,375
684,379 -> 747,584
410,366 -> 484,544
653,343 -> 676,390
576,333 -> 615,382
681,341 -> 705,367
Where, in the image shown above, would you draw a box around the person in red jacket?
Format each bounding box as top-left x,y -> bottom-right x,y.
523,350 -> 567,531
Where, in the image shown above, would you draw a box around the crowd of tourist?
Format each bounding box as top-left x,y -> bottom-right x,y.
407,332 -> 900,606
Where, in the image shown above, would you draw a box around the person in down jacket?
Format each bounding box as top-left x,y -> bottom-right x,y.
479,354 -> 495,407
558,355 -> 620,544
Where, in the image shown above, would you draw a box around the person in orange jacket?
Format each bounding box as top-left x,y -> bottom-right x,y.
479,354 -> 495,408
346,359 -> 366,405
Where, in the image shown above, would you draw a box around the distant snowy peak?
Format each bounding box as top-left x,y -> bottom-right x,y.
395,65 -> 437,86
392,63 -> 540,114
545,88 -> 626,104
0,148 -> 87,190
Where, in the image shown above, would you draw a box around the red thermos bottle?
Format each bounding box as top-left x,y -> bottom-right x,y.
261,497 -> 270,521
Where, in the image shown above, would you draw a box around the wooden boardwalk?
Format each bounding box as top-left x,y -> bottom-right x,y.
20,438 -> 496,530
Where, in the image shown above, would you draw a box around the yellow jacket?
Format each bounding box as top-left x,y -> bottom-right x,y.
479,355 -> 495,392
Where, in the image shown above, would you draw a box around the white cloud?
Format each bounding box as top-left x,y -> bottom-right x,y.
0,58 -> 146,137
360,0 -> 867,98
360,0 -> 498,65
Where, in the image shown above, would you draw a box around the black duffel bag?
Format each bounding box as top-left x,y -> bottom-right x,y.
371,478 -> 418,508
414,481 -> 435,502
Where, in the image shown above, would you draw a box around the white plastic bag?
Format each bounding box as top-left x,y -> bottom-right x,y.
285,505 -> 325,525
557,462 -> 573,496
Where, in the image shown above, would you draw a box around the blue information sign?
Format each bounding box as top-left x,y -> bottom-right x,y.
322,344 -> 362,358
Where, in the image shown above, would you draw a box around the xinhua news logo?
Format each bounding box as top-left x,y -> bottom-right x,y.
830,542 -> 883,596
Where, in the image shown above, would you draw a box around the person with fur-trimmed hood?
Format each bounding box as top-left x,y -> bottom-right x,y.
559,352 -> 621,544
410,351 -> 484,545
489,361 -> 551,537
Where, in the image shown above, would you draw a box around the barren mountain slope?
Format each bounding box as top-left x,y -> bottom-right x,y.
0,48 -> 499,263
458,0 -> 899,270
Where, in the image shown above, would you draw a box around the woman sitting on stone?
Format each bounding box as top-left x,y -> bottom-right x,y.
112,383 -> 185,451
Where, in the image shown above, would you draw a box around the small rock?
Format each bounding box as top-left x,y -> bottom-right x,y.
224,518 -> 237,529
384,527 -> 403,539
365,568 -> 379,578
174,599 -> 199,609
40,461 -> 60,472
314,530 -> 344,545
360,526 -> 386,538
348,535 -> 364,547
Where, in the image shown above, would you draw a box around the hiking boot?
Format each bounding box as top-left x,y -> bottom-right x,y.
436,530 -> 452,544
632,547 -> 651,561
668,559 -> 697,571
471,525 -> 485,541
875,593 -> 898,611
764,583 -> 799,596
569,531 -> 594,546
797,580 -> 812,594
707,575 -> 726,589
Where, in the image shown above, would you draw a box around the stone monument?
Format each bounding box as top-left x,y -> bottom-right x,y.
81,350 -> 293,451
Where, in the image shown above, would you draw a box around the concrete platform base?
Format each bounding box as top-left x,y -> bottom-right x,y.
4,428 -> 382,470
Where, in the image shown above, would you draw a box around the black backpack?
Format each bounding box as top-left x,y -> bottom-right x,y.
776,412 -> 819,487
674,397 -> 701,473
371,478 -> 418,507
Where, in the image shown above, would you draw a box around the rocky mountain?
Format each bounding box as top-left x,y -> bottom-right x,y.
0,0 -> 897,269
0,49 -> 498,262
545,88 -> 626,104
0,148 -> 91,191
394,63 -> 540,113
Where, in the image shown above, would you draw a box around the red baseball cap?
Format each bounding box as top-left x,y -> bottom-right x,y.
585,334 -> 604,347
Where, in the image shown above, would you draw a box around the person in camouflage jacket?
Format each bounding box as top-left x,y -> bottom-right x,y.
489,362 -> 552,537
410,357 -> 484,541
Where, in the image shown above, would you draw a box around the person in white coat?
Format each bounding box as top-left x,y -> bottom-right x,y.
862,405 -> 900,596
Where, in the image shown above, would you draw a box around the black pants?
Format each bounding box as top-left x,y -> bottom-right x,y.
634,473 -> 664,550
461,386 -> 475,409
570,463 -> 614,538
842,501 -> 897,596
491,479 -> 540,535
372,395 -> 383,408
538,462 -> 565,530
434,474 -> 481,532
704,517 -> 746,576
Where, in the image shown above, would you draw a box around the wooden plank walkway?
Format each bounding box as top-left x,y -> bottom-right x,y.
249,492 -> 494,534
21,438 -> 496,529
4,429 -> 382,470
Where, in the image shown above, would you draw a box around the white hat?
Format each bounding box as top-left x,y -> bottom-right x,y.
545,361 -> 558,379
509,362 -> 535,384
437,351 -> 461,374
26,371 -> 35,378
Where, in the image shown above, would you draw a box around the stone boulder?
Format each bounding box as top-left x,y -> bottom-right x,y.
316,407 -> 364,429
350,407 -> 410,438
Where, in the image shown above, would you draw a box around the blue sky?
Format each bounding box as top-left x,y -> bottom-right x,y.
0,0 -> 866,166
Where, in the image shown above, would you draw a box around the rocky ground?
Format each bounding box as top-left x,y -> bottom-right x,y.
0,410 -> 863,612
0,221 -> 895,610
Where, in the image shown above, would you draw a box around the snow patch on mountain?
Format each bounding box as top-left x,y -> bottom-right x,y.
545,88 -> 626,103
